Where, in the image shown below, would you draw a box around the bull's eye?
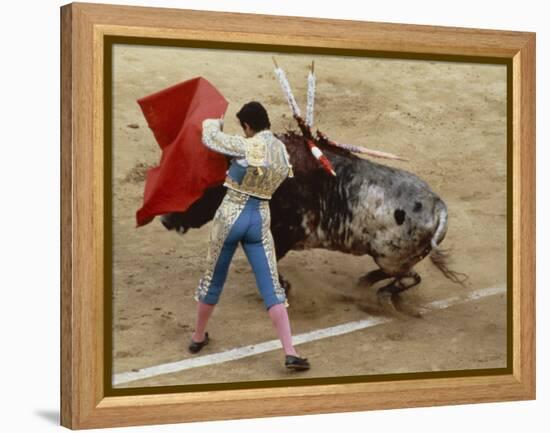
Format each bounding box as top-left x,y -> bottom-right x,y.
394,209 -> 406,225
413,201 -> 422,212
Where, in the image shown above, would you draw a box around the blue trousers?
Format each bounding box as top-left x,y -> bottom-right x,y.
195,189 -> 287,310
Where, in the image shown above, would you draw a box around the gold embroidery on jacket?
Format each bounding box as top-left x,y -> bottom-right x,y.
223,131 -> 291,199
244,136 -> 267,166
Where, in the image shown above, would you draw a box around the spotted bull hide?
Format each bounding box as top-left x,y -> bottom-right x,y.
160,131 -> 466,308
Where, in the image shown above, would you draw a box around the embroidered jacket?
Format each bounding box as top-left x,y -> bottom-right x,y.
201,118 -> 294,199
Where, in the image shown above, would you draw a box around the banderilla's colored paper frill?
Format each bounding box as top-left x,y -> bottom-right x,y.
135,77 -> 229,227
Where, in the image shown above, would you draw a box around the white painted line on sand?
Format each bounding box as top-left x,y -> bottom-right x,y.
419,286 -> 505,313
113,286 -> 506,386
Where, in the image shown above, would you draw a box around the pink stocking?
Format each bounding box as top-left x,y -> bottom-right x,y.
191,301 -> 215,342
268,303 -> 299,356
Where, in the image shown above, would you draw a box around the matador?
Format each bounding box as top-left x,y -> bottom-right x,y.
188,101 -> 310,371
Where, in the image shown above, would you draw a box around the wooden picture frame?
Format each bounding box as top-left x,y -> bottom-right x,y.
60,2 -> 535,429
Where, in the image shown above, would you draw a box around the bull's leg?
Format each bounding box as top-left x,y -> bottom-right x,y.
377,271 -> 421,296
354,268 -> 400,315
376,271 -> 423,317
279,274 -> 292,296
357,268 -> 392,288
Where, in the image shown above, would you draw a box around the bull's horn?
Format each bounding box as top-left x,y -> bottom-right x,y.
316,130 -> 408,161
345,144 -> 408,161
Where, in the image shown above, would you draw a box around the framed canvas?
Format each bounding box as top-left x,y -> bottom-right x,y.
60,2 -> 536,429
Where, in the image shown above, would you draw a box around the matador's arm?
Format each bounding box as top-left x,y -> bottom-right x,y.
201,118 -> 247,158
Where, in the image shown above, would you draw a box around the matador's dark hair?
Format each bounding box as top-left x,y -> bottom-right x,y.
236,101 -> 271,132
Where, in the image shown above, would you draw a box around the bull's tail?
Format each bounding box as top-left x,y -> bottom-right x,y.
430,248 -> 469,286
429,199 -> 469,286
431,199 -> 448,250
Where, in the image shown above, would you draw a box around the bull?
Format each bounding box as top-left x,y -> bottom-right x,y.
160,129 -> 467,313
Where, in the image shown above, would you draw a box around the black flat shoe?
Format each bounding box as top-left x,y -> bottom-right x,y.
285,355 -> 310,371
188,332 -> 209,354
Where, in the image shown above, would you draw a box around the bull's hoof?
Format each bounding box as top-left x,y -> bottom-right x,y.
377,291 -> 422,319
357,274 -> 372,288
391,295 -> 424,318
377,291 -> 402,316
357,269 -> 391,288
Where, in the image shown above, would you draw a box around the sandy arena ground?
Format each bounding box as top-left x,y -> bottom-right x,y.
110,44 -> 508,388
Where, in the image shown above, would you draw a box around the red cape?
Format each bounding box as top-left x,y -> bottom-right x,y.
135,77 -> 229,227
